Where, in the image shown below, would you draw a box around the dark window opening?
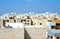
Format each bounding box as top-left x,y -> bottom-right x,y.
27,16 -> 30,19
51,26 -> 60,29
23,19 -> 26,22
40,23 -> 42,25
3,20 -> 5,26
21,20 -> 23,22
48,36 -> 53,39
48,20 -> 52,22
51,26 -> 54,29
57,37 -> 60,39
25,23 -> 26,25
27,20 -> 29,22
27,23 -> 29,25
9,17 -> 14,19
14,20 -> 16,22
56,23 -> 60,25
54,18 -> 58,20
6,20 -> 9,22
31,19 -> 33,25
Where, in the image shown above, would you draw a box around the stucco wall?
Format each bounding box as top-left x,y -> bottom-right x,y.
0,28 -> 24,39
25,28 -> 47,39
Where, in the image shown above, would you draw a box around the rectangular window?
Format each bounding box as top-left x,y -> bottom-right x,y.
9,17 -> 14,19
51,26 -> 60,29
6,20 -> 9,22
48,36 -> 53,39
27,16 -> 30,19
27,20 -> 29,22
40,23 -> 42,25
27,23 -> 29,25
21,20 -> 23,22
56,23 -> 60,25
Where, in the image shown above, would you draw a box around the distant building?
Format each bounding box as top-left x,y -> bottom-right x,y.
0,12 -> 60,39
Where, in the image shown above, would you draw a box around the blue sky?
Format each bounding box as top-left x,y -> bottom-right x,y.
0,0 -> 60,15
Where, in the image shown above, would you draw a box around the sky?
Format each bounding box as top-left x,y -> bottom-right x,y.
0,0 -> 60,15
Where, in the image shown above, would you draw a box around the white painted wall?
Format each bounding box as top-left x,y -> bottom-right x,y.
5,23 -> 24,28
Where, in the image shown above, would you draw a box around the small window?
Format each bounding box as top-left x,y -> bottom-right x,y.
6,20 -> 9,22
25,23 -> 26,24
21,20 -> 23,22
56,23 -> 60,25
9,17 -> 14,19
51,26 -> 60,29
40,23 -> 42,25
51,26 -> 54,29
27,23 -> 29,25
48,36 -> 53,39
24,19 -> 26,22
27,20 -> 29,22
54,18 -> 58,20
48,20 -> 52,22
27,16 -> 30,19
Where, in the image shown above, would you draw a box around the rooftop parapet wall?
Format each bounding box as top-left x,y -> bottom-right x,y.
25,28 -> 47,39
0,28 -> 24,39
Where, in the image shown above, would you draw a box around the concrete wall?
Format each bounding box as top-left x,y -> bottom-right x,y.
0,28 -> 24,39
0,28 -> 47,39
25,28 -> 47,39
37,19 -> 48,26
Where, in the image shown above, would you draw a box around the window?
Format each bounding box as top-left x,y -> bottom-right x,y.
9,17 -> 14,19
54,18 -> 58,20
6,20 -> 9,22
27,16 -> 30,19
51,23 -> 60,29
27,23 -> 29,25
51,26 -> 54,29
21,20 -> 23,22
51,26 -> 60,29
23,19 -> 26,22
25,23 -> 26,25
40,23 -> 42,25
48,20 -> 52,22
57,37 -> 60,39
27,20 -> 29,22
47,35 -> 53,39
56,23 -> 60,25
